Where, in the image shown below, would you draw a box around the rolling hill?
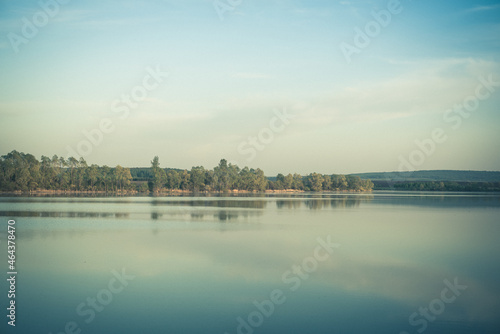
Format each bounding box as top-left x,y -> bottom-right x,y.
350,170 -> 500,182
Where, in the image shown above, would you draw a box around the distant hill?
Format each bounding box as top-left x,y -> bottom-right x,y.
350,170 -> 500,182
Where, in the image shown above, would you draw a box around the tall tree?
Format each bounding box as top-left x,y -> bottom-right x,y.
284,173 -> 294,189
67,156 -> 78,189
253,168 -> 268,191
115,165 -> 132,191
87,164 -> 99,190
292,173 -> 304,190
214,159 -> 230,191
190,166 -> 206,191
167,170 -> 181,190
180,170 -> 190,190
100,165 -> 112,192
306,173 -> 324,192
150,156 -> 167,192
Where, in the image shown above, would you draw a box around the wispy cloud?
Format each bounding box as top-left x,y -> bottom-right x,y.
465,4 -> 500,13
292,57 -> 500,127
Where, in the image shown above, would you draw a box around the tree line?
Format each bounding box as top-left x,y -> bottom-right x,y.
390,181 -> 500,192
0,150 -> 373,193
0,150 -> 133,192
146,157 -> 373,192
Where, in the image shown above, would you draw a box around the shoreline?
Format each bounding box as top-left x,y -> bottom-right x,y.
0,188 -> 375,196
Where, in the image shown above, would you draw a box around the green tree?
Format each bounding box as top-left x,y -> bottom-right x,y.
190,166 -> 206,191
228,163 -> 240,190
58,156 -> 69,189
100,165 -> 112,192
239,167 -> 256,191
333,175 -> 348,190
24,153 -> 41,190
67,156 -> 78,189
87,164 -> 99,190
283,173 -> 294,189
180,170 -> 190,190
322,175 -> 332,191
204,170 -> 216,191
40,155 -> 57,189
292,173 -> 304,190
76,157 -> 88,190
253,168 -> 268,191
307,173 -> 324,192
275,173 -> 285,190
167,170 -> 181,189
214,159 -> 230,191
115,165 -> 132,191
150,156 -> 166,192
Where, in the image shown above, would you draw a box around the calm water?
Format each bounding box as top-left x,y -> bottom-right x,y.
1,192 -> 499,334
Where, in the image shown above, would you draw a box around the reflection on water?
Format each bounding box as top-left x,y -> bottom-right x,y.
303,196 -> 370,209
0,210 -> 130,218
1,195 -> 375,222
2,193 -> 499,222
151,198 -> 269,208
0,192 -> 499,334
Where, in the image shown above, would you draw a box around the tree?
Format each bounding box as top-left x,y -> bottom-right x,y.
67,156 -> 78,189
292,173 -> 304,190
137,182 -> 149,192
283,173 -> 294,189
87,164 -> 99,190
346,175 -> 362,190
114,165 -> 132,191
40,155 -> 57,189
239,167 -> 256,191
322,175 -> 332,191
333,175 -> 348,190
0,150 -> 376,193
58,156 -> 69,189
204,170 -> 216,191
190,166 -> 206,191
275,173 -> 285,190
0,151 -> 42,191
76,157 -> 88,190
150,156 -> 166,192
180,170 -> 190,190
214,159 -> 230,191
306,173 -> 324,192
100,165 -> 112,192
228,163 -> 240,190
167,170 -> 181,189
50,155 -> 62,188
253,168 -> 268,191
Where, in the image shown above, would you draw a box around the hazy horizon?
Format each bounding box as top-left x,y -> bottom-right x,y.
1,0 -> 499,175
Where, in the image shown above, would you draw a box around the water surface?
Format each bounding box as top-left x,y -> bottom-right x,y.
1,192 -> 499,334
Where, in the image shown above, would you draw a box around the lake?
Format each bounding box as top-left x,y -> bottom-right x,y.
1,191 -> 499,334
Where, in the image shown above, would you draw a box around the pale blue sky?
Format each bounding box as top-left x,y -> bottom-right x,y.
1,0 -> 499,174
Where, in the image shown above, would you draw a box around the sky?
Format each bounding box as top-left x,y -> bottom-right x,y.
0,0 -> 499,175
